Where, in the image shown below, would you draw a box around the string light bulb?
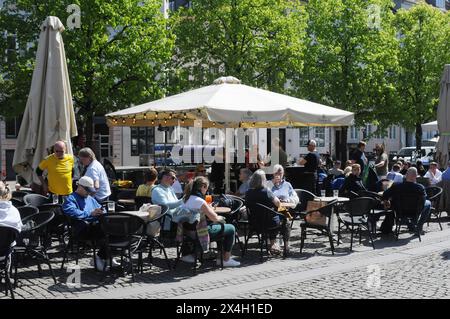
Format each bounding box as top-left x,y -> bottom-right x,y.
122,118 -> 126,124
155,112 -> 158,119
143,113 -> 147,120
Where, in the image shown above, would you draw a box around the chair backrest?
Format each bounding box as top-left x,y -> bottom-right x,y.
12,191 -> 29,200
247,203 -> 284,234
307,199 -> 338,218
100,213 -> 145,238
21,211 -> 55,233
343,197 -> 376,217
11,198 -> 25,208
17,206 -> 39,220
135,196 -> 152,210
0,226 -> 19,257
392,194 -> 424,218
426,186 -> 443,202
23,193 -> 50,207
295,189 -> 316,212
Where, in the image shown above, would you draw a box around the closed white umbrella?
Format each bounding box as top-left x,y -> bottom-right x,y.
13,16 -> 77,184
436,65 -> 450,168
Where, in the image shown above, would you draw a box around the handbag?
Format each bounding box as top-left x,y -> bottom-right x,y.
305,200 -> 327,226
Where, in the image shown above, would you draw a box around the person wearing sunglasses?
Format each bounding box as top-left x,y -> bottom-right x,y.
152,169 -> 184,230
36,140 -> 74,199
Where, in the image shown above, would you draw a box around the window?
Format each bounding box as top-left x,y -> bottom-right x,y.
350,126 -> 358,139
130,127 -> 155,156
314,127 -> 325,147
299,127 -> 309,147
436,0 -> 444,8
389,126 -> 397,139
5,116 -> 22,138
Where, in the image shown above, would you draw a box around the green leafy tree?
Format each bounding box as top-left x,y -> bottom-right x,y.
394,1 -> 450,150
294,0 -> 399,159
0,0 -> 175,144
169,0 -> 306,94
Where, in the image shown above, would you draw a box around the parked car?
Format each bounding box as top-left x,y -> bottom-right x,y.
390,146 -> 435,168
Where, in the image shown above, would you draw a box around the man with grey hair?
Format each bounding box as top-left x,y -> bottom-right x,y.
78,147 -> 111,203
381,167 -> 431,235
36,140 -> 74,198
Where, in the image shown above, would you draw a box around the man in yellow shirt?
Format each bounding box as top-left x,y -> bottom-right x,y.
36,141 -> 74,196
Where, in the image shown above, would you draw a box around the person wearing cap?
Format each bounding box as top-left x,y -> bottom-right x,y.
381,167 -> 431,235
78,147 -> 111,203
36,140 -> 74,197
424,162 -> 442,185
298,139 -> 320,174
62,176 -> 111,271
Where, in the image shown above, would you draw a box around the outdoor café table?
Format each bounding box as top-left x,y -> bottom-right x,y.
214,207 -> 232,214
118,198 -> 136,205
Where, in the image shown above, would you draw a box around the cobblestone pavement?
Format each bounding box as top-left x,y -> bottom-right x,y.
2,213 -> 450,299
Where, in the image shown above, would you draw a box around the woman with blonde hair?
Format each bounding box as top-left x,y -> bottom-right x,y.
0,181 -> 22,232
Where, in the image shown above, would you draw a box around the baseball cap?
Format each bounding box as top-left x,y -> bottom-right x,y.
78,176 -> 96,194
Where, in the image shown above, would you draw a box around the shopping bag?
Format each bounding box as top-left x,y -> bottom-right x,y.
305,200 -> 327,226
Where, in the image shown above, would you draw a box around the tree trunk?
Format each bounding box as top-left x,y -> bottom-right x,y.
85,112 -> 94,149
415,122 -> 422,151
336,126 -> 348,162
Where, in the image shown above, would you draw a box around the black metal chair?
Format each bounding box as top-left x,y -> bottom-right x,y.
220,195 -> 245,254
0,226 -> 19,299
426,186 -> 443,230
13,211 -> 57,287
291,189 -> 317,228
141,205 -> 172,272
243,203 -> 288,262
392,194 -> 424,242
300,199 -> 338,255
338,197 -> 377,251
358,190 -> 391,234
99,213 -> 146,281
11,191 -> 29,202
37,204 -> 67,248
17,206 -> 39,220
23,193 -> 51,207
60,216 -> 98,270
174,220 -> 225,274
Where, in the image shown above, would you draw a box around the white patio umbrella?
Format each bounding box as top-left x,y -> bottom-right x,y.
13,16 -> 77,184
106,76 -> 354,127
106,76 -> 354,191
436,65 -> 450,168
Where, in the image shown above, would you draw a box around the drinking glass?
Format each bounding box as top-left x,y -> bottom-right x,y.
52,194 -> 59,204
107,201 -> 116,213
321,190 -> 326,198
333,190 -> 339,198
205,195 -> 213,205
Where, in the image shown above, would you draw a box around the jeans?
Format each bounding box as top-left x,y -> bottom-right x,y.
208,223 -> 236,253
417,200 -> 432,232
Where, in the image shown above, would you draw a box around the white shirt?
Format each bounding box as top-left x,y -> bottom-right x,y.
424,169 -> 442,185
84,160 -> 111,201
182,195 -> 206,211
0,201 -> 22,232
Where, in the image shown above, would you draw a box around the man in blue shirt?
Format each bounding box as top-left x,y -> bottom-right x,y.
441,160 -> 450,181
62,176 -> 110,270
381,167 -> 431,235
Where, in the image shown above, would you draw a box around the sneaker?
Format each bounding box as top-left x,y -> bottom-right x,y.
222,258 -> 240,267
94,255 -> 109,271
180,254 -> 196,263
